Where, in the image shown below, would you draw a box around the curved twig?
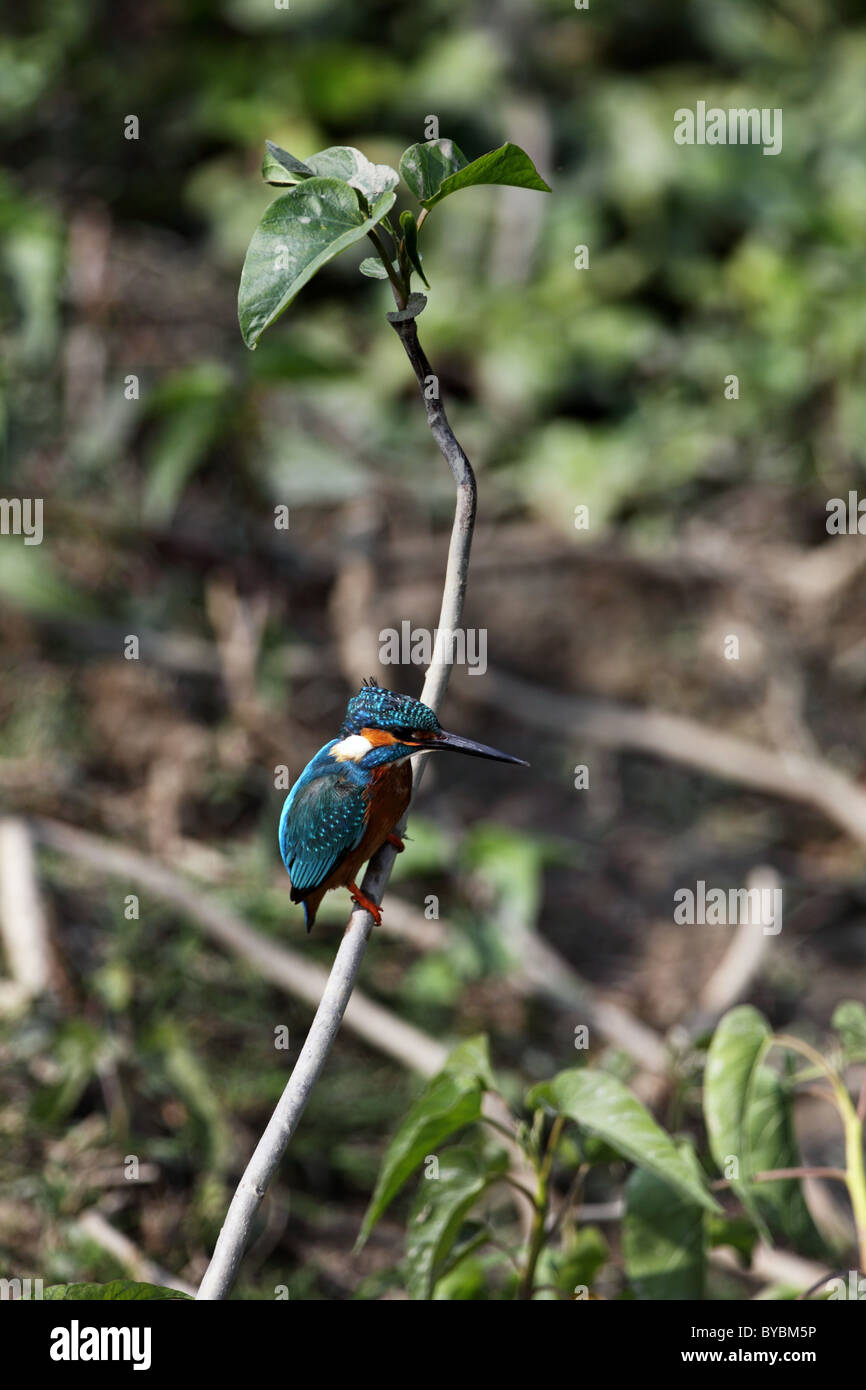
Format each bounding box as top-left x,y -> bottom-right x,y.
196,300 -> 476,1300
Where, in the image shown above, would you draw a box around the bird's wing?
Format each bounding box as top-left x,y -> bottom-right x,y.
279,759 -> 368,900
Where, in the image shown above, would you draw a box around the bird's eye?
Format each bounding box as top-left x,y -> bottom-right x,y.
410,729 -> 428,741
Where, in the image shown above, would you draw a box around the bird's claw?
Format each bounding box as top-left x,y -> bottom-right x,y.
348,883 -> 382,925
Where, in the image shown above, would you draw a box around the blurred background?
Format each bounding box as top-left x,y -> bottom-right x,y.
3,0 -> 866,1298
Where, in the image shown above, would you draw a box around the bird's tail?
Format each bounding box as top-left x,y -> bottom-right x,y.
300,888 -> 325,934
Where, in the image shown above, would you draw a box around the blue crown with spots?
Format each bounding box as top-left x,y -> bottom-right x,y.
341,679 -> 440,737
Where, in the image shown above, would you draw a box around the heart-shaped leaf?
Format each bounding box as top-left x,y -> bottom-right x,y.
406,1145 -> 506,1299
400,139 -> 468,204
304,146 -> 399,202
528,1069 -> 720,1213
402,140 -> 550,210
440,1034 -> 496,1091
624,1145 -> 707,1299
359,256 -> 391,279
357,1072 -> 482,1247
238,179 -> 396,347
703,1005 -> 771,1234
262,143 -> 398,203
357,1036 -> 493,1247
741,1063 -> 826,1256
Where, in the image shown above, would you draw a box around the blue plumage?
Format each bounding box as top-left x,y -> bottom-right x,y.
278,743 -> 368,908
341,681 -> 438,738
278,680 -> 526,931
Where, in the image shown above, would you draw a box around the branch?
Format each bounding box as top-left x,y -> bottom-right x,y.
462,666 -> 866,850
75,1209 -> 196,1298
677,866 -> 778,1043
38,812 -> 668,1086
196,297 -> 478,1300
32,817 -> 448,1077
0,816 -> 54,1009
712,1167 -> 848,1190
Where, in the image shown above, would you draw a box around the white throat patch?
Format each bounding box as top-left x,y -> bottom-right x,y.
330,734 -> 374,762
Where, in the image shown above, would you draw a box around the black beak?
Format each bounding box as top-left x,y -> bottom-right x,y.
427,729 -> 529,766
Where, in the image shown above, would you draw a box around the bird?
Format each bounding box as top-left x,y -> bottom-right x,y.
278,678 -> 528,931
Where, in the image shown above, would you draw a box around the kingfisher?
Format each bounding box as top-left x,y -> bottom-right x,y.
279,679 -> 528,931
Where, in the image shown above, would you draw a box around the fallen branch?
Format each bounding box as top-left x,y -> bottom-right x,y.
463,667 -> 866,849
0,816 -> 53,1010
675,866 -> 777,1043
33,817 -> 447,1078
36,814 -> 669,1085
75,1209 -> 196,1298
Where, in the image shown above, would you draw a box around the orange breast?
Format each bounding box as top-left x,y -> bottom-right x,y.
325,759 -> 412,891
361,759 -> 412,853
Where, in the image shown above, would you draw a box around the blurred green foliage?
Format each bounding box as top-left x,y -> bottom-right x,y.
3,0 -> 866,1300
4,0 -> 866,540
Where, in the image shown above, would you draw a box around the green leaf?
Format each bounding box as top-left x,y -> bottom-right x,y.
399,209 -> 429,288
142,363 -> 231,524
31,1019 -> 104,1124
359,256 -> 391,279
703,1005 -> 771,1232
707,1213 -> 759,1264
304,146 -> 399,201
833,1001 -> 866,1061
577,1134 -> 625,1167
537,1224 -> 608,1299
357,1044 -> 488,1247
429,142 -> 550,207
460,824 -> 548,935
429,1251 -> 489,1300
238,179 -> 396,348
705,1008 -> 825,1254
263,143 -> 399,201
43,1281 -> 191,1300
743,1066 -> 826,1257
399,138 -> 467,204
528,1069 -> 720,1213
403,140 -> 551,210
432,1225 -> 491,1286
406,1145 -> 506,1299
0,546 -> 93,619
262,141 -> 314,185
623,1146 -> 707,1299
441,1034 -> 497,1091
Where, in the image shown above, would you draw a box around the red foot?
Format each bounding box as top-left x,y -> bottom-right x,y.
348,881 -> 382,925
386,832 -> 405,853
